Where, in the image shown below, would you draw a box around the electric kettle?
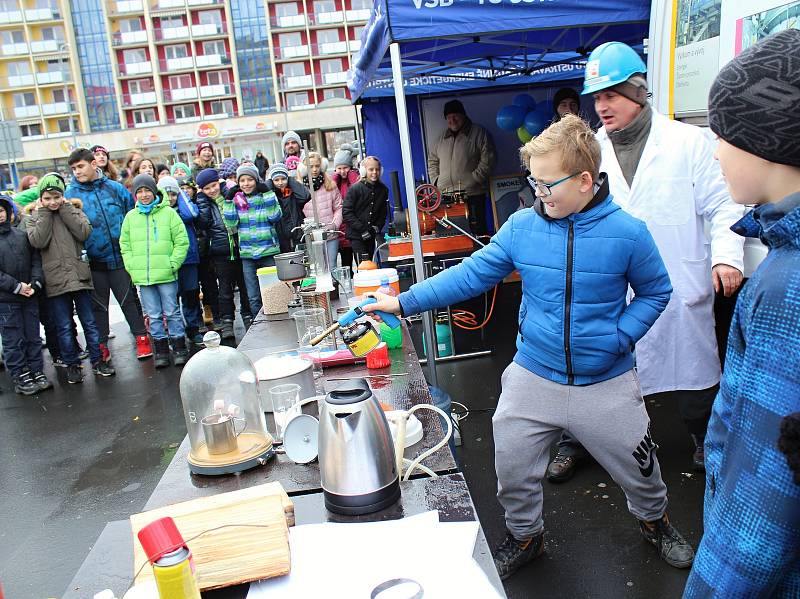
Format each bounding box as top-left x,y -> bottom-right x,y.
318,378 -> 400,515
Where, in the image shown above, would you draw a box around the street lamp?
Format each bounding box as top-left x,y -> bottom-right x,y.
58,42 -> 77,150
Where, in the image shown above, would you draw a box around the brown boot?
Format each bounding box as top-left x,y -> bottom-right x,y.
546,450 -> 583,483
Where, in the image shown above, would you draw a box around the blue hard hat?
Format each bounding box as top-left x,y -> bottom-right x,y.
582,42 -> 647,95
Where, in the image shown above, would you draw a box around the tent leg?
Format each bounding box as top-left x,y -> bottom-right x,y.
390,42 -> 438,388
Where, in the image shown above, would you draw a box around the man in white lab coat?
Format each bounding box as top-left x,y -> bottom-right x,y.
546,42 -> 745,482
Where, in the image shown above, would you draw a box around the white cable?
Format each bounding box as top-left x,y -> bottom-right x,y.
402,404 -> 453,481
451,401 -> 470,423
401,458 -> 437,478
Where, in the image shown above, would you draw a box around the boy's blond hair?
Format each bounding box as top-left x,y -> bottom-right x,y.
520,114 -> 601,180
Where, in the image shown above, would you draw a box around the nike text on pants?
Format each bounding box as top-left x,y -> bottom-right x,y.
493,362 -> 668,539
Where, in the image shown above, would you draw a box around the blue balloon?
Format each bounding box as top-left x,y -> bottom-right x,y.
524,110 -> 548,136
496,105 -> 526,132
512,93 -> 537,112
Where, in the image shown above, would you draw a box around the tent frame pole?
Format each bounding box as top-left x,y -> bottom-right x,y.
390,42 -> 438,388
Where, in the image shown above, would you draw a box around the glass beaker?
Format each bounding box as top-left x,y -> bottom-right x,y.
292,308 -> 327,344
269,383 -> 301,442
332,267 -> 352,295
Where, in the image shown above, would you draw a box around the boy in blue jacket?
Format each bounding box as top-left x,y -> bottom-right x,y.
683,30 -> 800,599
366,115 -> 693,579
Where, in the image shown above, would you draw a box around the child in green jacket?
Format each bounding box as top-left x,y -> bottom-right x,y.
120,174 -> 189,368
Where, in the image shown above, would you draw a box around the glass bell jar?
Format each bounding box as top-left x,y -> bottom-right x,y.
179,331 -> 274,475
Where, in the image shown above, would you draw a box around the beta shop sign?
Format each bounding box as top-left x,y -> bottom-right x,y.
196,122 -> 219,139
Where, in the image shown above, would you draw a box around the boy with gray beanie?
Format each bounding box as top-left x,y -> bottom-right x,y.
281,130 -> 305,175
684,29 -> 800,599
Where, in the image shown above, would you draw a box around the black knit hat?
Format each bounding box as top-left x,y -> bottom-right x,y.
708,29 -> 800,167
552,88 -> 580,114
443,100 -> 466,117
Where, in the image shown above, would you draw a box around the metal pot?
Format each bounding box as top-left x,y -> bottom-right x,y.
275,251 -> 307,281
253,354 -> 316,413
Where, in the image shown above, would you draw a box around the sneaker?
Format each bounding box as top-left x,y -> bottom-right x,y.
66,364 -> 83,384
108,331 -> 116,339
220,318 -> 235,340
493,531 -> 545,581
92,361 -> 116,377
242,314 -> 254,330
98,342 -> 111,363
189,331 -> 204,344
639,515 -> 695,569
31,371 -> 53,391
78,347 -> 89,361
13,371 -> 39,396
52,357 -> 68,368
691,434 -> 705,472
546,450 -> 583,483
203,305 -> 214,325
135,335 -> 153,360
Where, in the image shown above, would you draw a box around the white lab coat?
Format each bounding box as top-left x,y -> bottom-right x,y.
597,110 -> 745,395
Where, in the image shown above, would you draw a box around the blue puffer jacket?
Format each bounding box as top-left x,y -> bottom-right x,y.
174,190 -> 200,265
684,194 -> 800,599
399,178 -> 672,385
65,170 -> 134,269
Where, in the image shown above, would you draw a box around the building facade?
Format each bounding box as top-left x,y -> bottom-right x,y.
0,0 -> 366,184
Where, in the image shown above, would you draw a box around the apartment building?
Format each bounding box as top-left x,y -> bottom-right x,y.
0,0 -> 366,182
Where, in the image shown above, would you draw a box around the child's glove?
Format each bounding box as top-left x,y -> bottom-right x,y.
233,191 -> 249,211
285,155 -> 300,172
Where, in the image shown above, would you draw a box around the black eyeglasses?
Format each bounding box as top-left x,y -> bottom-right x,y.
526,172 -> 580,197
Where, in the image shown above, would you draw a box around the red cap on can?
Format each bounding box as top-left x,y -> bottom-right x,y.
137,516 -> 186,564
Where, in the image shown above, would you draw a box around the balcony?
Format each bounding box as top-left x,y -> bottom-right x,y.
7,74 -> 35,87
133,119 -> 160,128
161,56 -> 194,70
163,87 -> 198,102
0,10 -> 23,24
204,109 -> 235,119
110,1 -> 144,14
270,14 -> 306,28
2,43 -> 29,56
310,11 -> 343,25
24,8 -> 61,21
124,91 -> 158,105
315,40 -> 348,55
154,26 -> 190,41
36,71 -> 70,84
345,8 -> 371,21
280,74 -> 313,89
200,83 -> 232,98
157,0 -> 186,7
195,53 -> 230,68
288,102 -> 313,111
167,115 -> 202,124
30,39 -> 61,53
274,45 -> 309,59
187,0 -> 223,6
349,39 -> 361,52
112,30 -> 148,46
318,71 -> 348,85
14,105 -> 40,119
41,101 -> 76,115
119,61 -> 152,75
191,23 -> 226,38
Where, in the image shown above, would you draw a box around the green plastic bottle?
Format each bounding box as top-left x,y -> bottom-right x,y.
377,277 -> 403,349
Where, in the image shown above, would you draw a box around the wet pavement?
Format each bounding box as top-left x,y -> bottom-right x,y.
0,287 -> 709,598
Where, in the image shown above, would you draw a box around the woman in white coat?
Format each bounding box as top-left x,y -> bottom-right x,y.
547,42 -> 745,481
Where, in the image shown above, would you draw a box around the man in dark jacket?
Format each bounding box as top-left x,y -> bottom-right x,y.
66,148 -> 151,361
343,156 -> 389,263
255,151 -> 269,181
0,194 -> 46,395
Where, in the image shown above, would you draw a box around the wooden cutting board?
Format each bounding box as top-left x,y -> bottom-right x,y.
131,482 -> 293,590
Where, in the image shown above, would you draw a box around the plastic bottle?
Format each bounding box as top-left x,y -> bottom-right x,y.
376,277 -> 403,349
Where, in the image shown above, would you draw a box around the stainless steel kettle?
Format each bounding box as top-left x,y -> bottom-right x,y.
318,378 -> 400,515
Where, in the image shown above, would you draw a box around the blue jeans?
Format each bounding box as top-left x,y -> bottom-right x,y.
139,281 -> 184,340
0,299 -> 43,377
241,255 -> 276,316
49,290 -> 101,365
177,263 -> 202,332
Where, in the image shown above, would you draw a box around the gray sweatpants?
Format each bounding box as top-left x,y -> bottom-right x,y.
493,362 -> 668,539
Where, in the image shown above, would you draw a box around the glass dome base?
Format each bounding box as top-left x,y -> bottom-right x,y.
188,432 -> 275,476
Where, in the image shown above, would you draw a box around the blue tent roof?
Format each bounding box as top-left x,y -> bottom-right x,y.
349,0 -> 650,99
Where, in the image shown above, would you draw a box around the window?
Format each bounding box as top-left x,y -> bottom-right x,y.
351,26 -> 365,40
13,92 -> 35,107
40,26 -> 64,41
0,0 -> 18,10
174,104 -> 197,119
2,30 -> 25,44
317,29 -> 340,44
278,32 -> 301,47
133,108 -> 157,124
208,99 -> 233,115
229,0 -> 276,114
207,70 -> 230,85
201,40 -> 225,56
56,118 -> 79,133
161,16 -> 184,29
286,92 -> 310,108
168,74 -> 192,89
20,124 -> 43,138
8,61 -> 31,77
350,0 -> 370,9
275,3 -> 298,17
319,58 -> 341,74
165,44 -> 188,59
52,88 -> 69,103
314,0 -> 335,13
283,62 -> 305,77
323,88 -> 346,100
123,48 -> 147,63
129,78 -> 153,94
198,10 -> 222,26
119,18 -> 143,33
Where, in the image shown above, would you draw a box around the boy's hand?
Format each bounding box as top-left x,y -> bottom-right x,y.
712,264 -> 743,297
19,283 -> 34,297
361,292 -> 401,322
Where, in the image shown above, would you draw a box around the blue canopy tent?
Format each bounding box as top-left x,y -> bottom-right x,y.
347,0 -> 650,381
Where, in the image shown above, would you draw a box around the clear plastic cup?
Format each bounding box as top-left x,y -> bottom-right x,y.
269,383 -> 301,443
